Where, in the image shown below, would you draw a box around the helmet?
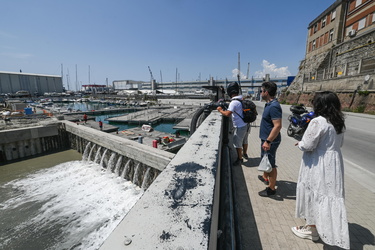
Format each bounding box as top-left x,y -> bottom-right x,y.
227,82 -> 239,97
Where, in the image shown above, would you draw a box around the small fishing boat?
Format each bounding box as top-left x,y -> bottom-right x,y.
141,124 -> 153,132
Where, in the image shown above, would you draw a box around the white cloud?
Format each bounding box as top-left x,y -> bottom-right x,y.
254,60 -> 291,78
231,68 -> 247,80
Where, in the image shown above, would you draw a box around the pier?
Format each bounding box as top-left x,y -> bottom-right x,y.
1,99 -> 374,249
107,107 -> 197,126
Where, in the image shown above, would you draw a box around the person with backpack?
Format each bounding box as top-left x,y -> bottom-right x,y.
217,82 -> 256,165
258,81 -> 282,197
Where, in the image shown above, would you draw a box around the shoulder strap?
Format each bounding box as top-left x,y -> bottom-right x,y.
231,99 -> 244,119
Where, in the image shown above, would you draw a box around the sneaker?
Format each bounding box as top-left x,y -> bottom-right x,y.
258,175 -> 269,185
233,158 -> 243,165
243,154 -> 249,159
291,225 -> 319,241
258,187 -> 276,197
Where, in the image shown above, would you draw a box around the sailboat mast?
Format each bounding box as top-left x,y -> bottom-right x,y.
75,64 -> 78,91
61,64 -> 64,89
175,68 -> 178,94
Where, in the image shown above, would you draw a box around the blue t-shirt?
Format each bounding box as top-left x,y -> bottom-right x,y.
259,99 -> 282,142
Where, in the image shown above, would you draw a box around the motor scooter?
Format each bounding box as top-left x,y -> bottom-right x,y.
287,104 -> 315,140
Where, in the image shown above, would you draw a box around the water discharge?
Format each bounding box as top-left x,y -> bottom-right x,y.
0,153 -> 143,250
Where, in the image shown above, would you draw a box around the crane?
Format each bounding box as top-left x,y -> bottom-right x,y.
148,66 -> 154,82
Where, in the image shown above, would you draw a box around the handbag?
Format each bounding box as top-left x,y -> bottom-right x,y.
258,152 -> 272,173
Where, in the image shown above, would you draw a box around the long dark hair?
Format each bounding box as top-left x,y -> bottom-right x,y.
313,91 -> 345,134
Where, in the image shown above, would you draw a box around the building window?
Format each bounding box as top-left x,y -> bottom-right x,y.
314,23 -> 318,33
310,27 -> 314,36
312,40 -> 316,50
324,32 -> 329,44
355,0 -> 362,8
373,12 -> 375,23
331,9 -> 336,21
329,29 -> 334,41
322,16 -> 327,28
358,17 -> 366,30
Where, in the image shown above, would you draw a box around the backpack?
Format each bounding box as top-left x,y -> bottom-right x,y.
233,99 -> 258,123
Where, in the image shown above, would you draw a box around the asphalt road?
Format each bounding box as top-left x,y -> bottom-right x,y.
255,101 -> 375,192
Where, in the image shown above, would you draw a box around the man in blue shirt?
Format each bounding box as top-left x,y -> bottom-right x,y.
217,82 -> 250,165
258,81 -> 282,197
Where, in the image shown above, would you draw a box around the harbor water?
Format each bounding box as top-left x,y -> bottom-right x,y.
52,102 -> 185,135
0,150 -> 143,250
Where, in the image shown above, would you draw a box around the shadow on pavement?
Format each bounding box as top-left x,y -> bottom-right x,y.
347,222 -> 375,250
257,180 -> 297,202
243,157 -> 261,168
231,148 -> 263,250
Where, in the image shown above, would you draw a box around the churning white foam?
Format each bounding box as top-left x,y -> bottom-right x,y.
0,160 -> 143,250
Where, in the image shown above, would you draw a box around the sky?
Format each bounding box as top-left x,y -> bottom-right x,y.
0,0 -> 334,90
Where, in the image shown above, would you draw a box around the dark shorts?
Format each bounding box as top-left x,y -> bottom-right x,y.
261,140 -> 280,168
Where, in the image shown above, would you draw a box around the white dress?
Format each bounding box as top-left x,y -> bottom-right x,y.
295,116 -> 350,249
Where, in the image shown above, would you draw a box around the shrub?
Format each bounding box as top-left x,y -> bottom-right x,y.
353,105 -> 365,113
358,90 -> 370,96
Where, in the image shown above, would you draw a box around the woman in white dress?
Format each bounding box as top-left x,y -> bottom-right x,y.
291,91 -> 350,249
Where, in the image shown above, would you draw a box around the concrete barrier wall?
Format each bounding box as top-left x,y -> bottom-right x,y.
0,124 -> 67,162
99,111 -> 223,250
62,121 -> 174,171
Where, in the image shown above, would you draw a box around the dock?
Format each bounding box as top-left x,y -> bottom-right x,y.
107,107 -> 197,126
110,126 -> 187,152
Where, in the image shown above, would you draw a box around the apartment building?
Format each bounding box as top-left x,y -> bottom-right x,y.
306,0 -> 374,59
345,0 -> 375,40
306,1 -> 347,59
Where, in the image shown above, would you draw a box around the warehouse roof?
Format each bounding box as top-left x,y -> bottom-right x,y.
0,71 -> 61,78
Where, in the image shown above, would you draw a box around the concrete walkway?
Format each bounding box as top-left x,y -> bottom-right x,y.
233,120 -> 375,249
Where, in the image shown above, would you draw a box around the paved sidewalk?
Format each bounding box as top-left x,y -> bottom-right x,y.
232,119 -> 375,249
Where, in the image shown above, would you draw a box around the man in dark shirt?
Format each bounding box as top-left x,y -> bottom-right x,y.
258,81 -> 282,197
